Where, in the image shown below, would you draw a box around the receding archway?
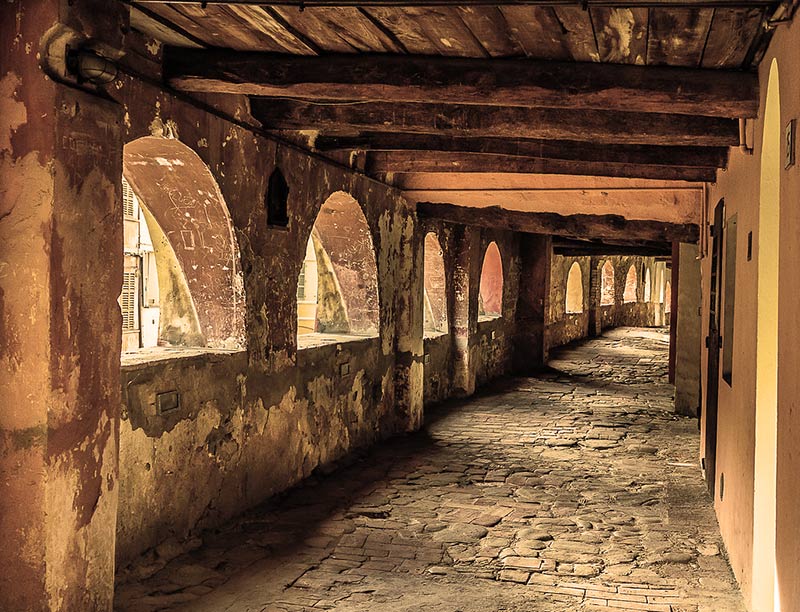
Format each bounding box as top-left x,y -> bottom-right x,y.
623,265 -> 638,303
600,260 -> 615,306
664,281 -> 672,314
753,58 -> 781,612
479,242 -> 503,318
565,262 -> 583,314
122,136 -> 245,351
298,191 -> 379,339
423,232 -> 448,334
644,268 -> 652,303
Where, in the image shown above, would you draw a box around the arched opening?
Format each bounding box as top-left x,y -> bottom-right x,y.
644,268 -> 652,303
121,136 -> 245,353
423,232 -> 448,335
297,191 -> 379,342
478,242 -> 503,318
600,260 -> 615,306
623,265 -> 638,303
565,262 -> 583,314
664,281 -> 672,314
753,58 -> 781,612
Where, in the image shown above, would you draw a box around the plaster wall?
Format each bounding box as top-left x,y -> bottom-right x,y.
700,16 -> 800,611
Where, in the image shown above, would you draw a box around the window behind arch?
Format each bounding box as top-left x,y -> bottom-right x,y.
600,260 -> 615,306
479,242 -> 503,318
423,232 -> 448,334
565,262 -> 583,314
623,265 -> 638,303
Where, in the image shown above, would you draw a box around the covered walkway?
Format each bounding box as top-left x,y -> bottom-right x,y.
115,328 -> 743,612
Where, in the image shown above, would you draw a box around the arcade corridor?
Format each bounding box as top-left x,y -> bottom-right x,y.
115,328 -> 743,612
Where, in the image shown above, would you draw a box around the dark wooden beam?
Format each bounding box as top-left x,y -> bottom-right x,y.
250,99 -> 740,147
314,133 -> 729,168
166,50 -> 757,118
417,202 -> 700,242
552,237 -> 672,257
139,1 -> 778,8
367,152 -> 717,182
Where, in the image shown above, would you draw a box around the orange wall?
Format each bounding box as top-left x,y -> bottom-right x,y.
701,16 -> 800,611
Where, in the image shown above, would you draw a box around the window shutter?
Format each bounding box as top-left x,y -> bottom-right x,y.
121,271 -> 137,330
122,176 -> 136,219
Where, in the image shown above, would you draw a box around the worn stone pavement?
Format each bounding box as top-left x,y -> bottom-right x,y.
115,327 -> 745,612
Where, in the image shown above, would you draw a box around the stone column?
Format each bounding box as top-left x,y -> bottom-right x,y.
674,243 -> 702,417
587,257 -> 602,337
452,226 -> 478,396
513,234 -> 552,374
0,2 -> 124,610
668,243 -> 680,383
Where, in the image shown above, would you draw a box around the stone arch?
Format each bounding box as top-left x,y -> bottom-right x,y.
753,58 -> 781,612
423,232 -> 448,334
301,191 -> 380,336
623,265 -> 638,303
664,281 -> 672,313
600,260 -> 615,306
122,136 -> 245,350
644,268 -> 652,303
565,262 -> 583,314
479,241 -> 503,318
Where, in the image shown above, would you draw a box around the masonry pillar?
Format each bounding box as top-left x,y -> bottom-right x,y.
0,2 -> 124,610
513,234 -> 552,373
394,213 -> 424,430
587,257 -> 602,337
674,243 -> 702,417
668,243 -> 680,383
452,226 -> 478,395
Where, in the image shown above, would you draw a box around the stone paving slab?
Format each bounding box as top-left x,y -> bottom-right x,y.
115,327 -> 746,612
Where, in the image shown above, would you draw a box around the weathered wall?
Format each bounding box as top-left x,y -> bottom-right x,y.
0,2 -> 125,610
700,16 -> 800,612
546,254 -> 664,351
674,243 -> 701,417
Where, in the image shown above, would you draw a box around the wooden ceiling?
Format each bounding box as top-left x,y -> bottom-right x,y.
126,0 -> 793,246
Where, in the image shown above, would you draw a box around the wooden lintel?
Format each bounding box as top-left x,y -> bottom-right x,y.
250,99 -> 739,147
552,238 -> 673,257
368,152 -> 717,182
417,202 -> 700,243
166,49 -> 758,119
314,133 -> 729,168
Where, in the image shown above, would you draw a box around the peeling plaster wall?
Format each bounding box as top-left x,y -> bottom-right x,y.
111,32 -> 429,565
1,2 -> 125,610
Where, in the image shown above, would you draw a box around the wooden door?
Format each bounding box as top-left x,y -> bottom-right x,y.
704,199 -> 725,498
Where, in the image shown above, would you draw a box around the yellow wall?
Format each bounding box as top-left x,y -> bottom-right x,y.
702,16 -> 800,612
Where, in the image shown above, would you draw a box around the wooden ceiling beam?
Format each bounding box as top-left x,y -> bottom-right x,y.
139,1 -> 777,8
314,133 -> 729,168
250,99 -> 739,147
367,152 -> 717,181
552,237 -> 673,257
166,50 -> 758,118
417,202 -> 700,242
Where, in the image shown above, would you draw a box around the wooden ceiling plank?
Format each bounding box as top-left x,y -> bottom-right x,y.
553,7 -> 601,62
297,7 -> 406,52
359,8 -> 442,54
591,7 -> 649,64
498,6 -> 572,59
455,7 -> 525,57
128,4 -> 207,48
269,7 -> 362,53
313,133 -> 729,167
401,7 -> 492,57
141,4 -> 222,46
166,50 -> 758,118
647,8 -> 715,67
416,203 -> 700,243
249,98 -> 739,147
366,151 -> 717,181
701,8 -> 763,67
225,6 -> 319,54
171,5 -> 283,49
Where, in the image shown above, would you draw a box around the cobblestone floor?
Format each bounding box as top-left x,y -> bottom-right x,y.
115,327 -> 745,612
